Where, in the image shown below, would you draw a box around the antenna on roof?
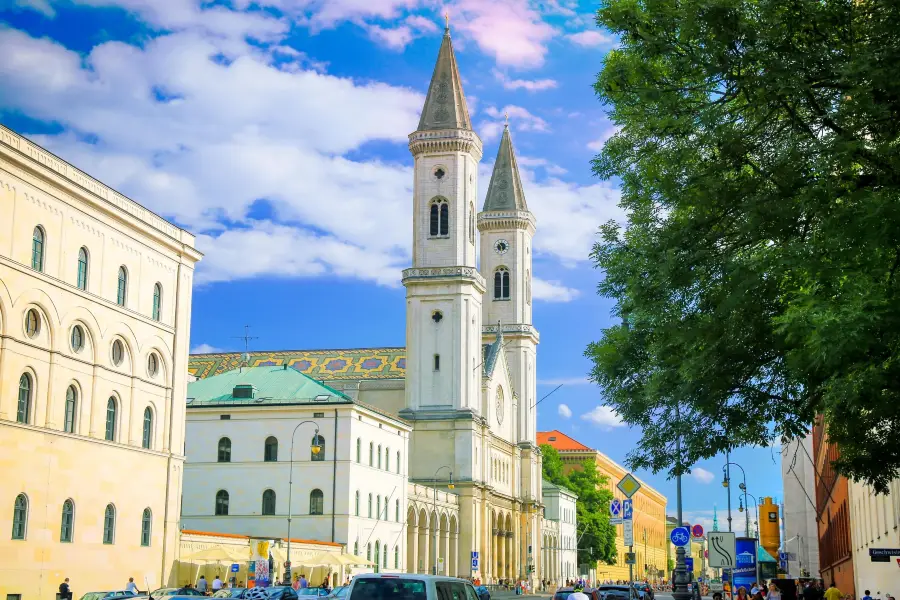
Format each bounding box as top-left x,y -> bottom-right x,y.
233,325 -> 258,371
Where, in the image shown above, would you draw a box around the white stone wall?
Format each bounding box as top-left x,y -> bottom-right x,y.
544,486 -> 578,582
781,436 -> 820,577
848,477 -> 900,596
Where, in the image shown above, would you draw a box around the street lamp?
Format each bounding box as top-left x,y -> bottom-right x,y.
432,465 -> 454,575
286,420 -> 321,583
722,462 -> 749,537
744,493 -> 761,585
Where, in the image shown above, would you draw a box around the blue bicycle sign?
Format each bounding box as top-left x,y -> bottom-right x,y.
670,527 -> 691,547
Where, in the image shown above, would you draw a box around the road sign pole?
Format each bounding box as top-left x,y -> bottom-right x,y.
629,544 -> 634,599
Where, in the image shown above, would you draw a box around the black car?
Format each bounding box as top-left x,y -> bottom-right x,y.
597,586 -> 638,600
633,583 -> 654,600
149,589 -> 205,600
268,588 -> 301,600
213,590 -> 247,599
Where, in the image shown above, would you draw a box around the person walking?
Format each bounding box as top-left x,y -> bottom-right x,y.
824,583 -> 842,600
125,578 -> 140,595
197,576 -> 209,595
212,576 -> 223,592
299,574 -> 309,589
59,577 -> 72,600
766,583 -> 782,600
861,591 -> 872,600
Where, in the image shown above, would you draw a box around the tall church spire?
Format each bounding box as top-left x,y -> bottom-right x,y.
483,124 -> 528,212
416,23 -> 472,132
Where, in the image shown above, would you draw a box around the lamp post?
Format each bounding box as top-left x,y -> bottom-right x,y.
286,420 -> 321,583
432,465 -> 454,575
722,462 -> 749,537
672,404 -> 691,600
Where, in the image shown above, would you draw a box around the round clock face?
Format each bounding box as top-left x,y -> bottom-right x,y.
494,239 -> 510,255
496,397 -> 504,424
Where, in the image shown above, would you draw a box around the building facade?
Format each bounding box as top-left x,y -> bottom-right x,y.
0,124 -> 201,598
537,431 -> 668,582
542,481 -> 578,583
188,24 -> 545,585
812,420 -> 855,594
781,436 -> 821,577
847,477 -> 900,597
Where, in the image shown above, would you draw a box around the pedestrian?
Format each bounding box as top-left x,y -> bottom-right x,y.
125,578 -> 140,595
752,584 -> 761,596
824,584 -> 842,600
737,586 -> 750,600
300,574 -> 308,589
767,584 -> 782,600
197,576 -> 209,595
292,575 -> 301,591
59,577 -> 72,600
213,576 -> 223,592
570,584 -> 590,600
862,591 -> 872,600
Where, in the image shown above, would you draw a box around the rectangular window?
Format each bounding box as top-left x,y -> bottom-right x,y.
434,354 -> 440,371
220,415 -> 231,420
314,412 -> 325,418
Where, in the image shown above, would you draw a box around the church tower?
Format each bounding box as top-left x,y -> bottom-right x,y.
402,23 -> 484,421
478,123 -> 539,444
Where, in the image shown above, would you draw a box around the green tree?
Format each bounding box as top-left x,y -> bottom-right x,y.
586,0 -> 900,491
541,445 -> 618,566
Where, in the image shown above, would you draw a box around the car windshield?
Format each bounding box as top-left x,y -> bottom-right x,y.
82,593 -> 114,600
350,578 -> 427,600
214,591 -> 244,599
330,588 -> 348,598
298,590 -> 324,596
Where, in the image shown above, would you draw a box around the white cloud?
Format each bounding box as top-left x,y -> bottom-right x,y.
493,69 -> 558,92
558,403 -> 572,418
691,467 -> 715,484
567,29 -> 617,48
517,155 -> 567,175
587,122 -> 621,152
8,0 -> 56,16
191,343 -> 225,354
682,510 -> 716,533
532,277 -> 579,302
450,0 -> 557,67
581,405 -> 625,430
365,14 -> 439,50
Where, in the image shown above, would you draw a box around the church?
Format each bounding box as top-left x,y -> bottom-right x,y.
186,23 -> 550,583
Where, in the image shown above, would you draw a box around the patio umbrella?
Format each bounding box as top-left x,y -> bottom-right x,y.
333,553 -> 376,567
184,546 -> 249,562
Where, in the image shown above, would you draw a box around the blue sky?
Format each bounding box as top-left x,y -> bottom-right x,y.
0,0 -> 782,528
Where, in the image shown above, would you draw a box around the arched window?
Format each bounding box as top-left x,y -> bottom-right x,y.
355,491 -> 360,516
142,407 -> 153,449
395,499 -> 400,522
105,397 -> 117,441
215,490 -> 229,515
77,247 -> 89,290
25,308 -> 40,338
32,226 -> 45,271
264,436 -> 278,462
64,385 -> 78,433
429,198 -> 449,237
312,434 -> 325,461
141,508 -> 152,546
309,489 -> 324,515
354,540 -> 359,556
60,499 -> 74,542
368,493 -> 373,518
367,543 -> 371,561
12,494 -> 28,540
396,451 -> 401,474
395,545 -> 400,569
71,324 -> 84,352
218,437 -> 232,462
102,504 -> 116,544
17,373 -> 32,424
494,267 -> 510,300
377,495 -> 381,519
374,541 -> 381,573
262,489 -> 276,515
377,444 -> 382,469
356,438 -> 361,463
116,266 -> 128,306
369,442 -> 374,466
152,283 -> 162,321
385,446 -> 390,471
469,202 -> 475,244
383,542 -> 388,568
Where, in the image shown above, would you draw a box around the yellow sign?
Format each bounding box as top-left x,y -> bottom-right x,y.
617,473 -> 642,498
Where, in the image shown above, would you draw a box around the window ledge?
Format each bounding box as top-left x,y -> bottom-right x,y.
493,298 -> 511,302
428,235 -> 451,240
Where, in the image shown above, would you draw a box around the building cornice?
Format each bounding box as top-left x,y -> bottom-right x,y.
402,266 -> 487,293
408,128 -> 483,160
477,210 -> 536,234
482,322 -> 540,344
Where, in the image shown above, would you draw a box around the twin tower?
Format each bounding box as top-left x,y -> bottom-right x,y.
401,24 -> 538,445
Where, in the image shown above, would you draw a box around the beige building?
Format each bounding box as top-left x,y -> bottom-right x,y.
848,477 -> 900,596
538,431 -> 668,582
0,124 -> 201,598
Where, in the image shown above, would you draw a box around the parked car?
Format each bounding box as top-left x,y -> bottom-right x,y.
325,587 -> 349,600
268,588 -> 300,600
80,591 -> 142,600
634,582 -> 654,600
213,590 -> 247,599
149,588 -> 205,600
296,589 -> 329,598
596,586 -> 638,600
347,574 -> 477,600
554,587 -> 576,600
474,586 -> 490,600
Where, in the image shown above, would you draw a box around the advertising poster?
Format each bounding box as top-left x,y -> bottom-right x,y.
251,540 -> 273,588
733,537 -> 757,589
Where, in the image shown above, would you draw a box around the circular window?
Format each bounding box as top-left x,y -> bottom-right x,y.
432,310 -> 443,324
148,353 -> 159,377
25,309 -> 41,338
112,340 -> 124,366
71,325 -> 85,352
434,167 -> 446,180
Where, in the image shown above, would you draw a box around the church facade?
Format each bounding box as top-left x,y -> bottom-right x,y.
189,24 -> 545,583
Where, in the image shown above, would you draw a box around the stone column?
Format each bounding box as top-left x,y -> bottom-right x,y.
443,527 -> 450,575
421,522 -> 430,573
450,531 -> 458,577
409,524 -> 419,573
492,529 -> 498,581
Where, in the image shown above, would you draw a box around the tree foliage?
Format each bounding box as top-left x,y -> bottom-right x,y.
541,444 -> 618,566
586,0 -> 900,492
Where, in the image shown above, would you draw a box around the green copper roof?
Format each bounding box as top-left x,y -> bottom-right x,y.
416,26 -> 472,132
482,125 -> 528,212
186,365 -> 351,406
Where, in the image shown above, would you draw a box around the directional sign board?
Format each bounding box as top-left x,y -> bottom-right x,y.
231,563 -> 240,573
617,473 -> 642,498
670,527 -> 691,547
623,499 -> 633,520
708,531 -> 737,569
610,517 -> 624,525
625,552 -> 636,565
624,519 -> 634,546
610,499 -> 622,517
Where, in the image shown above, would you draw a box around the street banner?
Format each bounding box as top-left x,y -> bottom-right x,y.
732,538 -> 757,589
251,539 -> 273,587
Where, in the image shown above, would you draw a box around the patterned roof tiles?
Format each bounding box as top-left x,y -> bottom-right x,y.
189,348 -> 406,381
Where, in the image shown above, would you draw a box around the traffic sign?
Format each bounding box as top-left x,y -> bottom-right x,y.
625,552 -> 636,565
610,499 -> 622,517
472,558 -> 479,569
617,473 -> 642,498
623,499 -> 633,520
670,527 -> 690,547
610,517 -> 623,525
692,524 -> 704,538
472,551 -> 479,559
685,558 -> 694,571
230,563 -> 240,573
708,531 -> 736,568
624,519 -> 634,545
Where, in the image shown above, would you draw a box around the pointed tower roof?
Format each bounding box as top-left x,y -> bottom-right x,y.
482,124 -> 528,212
417,23 -> 472,132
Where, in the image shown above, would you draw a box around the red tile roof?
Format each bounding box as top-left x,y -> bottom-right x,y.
537,430 -> 593,452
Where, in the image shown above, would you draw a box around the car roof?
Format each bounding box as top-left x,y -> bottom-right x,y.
353,575 -> 470,583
